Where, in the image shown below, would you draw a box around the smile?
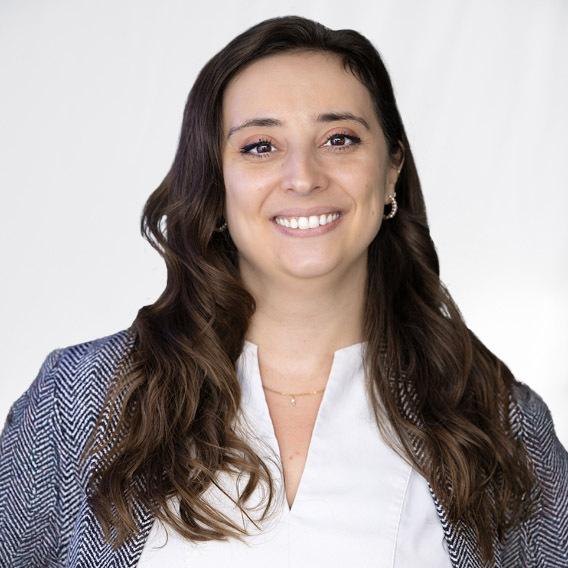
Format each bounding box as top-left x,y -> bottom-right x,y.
273,212 -> 341,230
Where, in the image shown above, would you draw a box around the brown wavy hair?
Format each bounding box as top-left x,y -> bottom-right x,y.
87,16 -> 536,563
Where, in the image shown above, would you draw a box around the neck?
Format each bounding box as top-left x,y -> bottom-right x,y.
242,261 -> 367,377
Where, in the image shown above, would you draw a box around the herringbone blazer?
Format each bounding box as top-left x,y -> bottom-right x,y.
0,330 -> 567,567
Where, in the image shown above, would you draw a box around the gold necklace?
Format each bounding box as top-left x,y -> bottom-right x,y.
262,385 -> 325,406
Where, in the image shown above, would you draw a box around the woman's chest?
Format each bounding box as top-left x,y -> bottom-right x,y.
265,392 -> 322,509
137,342 -> 453,567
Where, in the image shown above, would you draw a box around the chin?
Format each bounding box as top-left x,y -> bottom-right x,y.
278,256 -> 344,280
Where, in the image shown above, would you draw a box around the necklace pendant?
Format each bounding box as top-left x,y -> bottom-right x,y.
290,396 -> 296,406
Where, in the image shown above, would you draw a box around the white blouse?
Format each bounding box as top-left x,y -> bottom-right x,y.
138,342 -> 452,567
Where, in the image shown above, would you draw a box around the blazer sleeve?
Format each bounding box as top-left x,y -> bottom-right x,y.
0,350 -> 65,567
504,384 -> 568,566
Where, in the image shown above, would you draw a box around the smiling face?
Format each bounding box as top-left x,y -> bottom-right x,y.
221,51 -> 399,289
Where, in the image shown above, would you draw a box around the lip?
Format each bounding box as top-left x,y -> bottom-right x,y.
271,211 -> 344,237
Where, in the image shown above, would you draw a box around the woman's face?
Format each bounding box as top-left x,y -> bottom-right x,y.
221,51 -> 399,287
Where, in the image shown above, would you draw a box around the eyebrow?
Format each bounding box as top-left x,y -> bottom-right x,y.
226,112 -> 371,139
317,112 -> 371,131
227,118 -> 282,139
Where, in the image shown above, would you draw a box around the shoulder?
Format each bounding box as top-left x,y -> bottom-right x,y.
48,328 -> 136,406
12,328 -> 134,405
509,381 -> 567,480
510,382 -> 565,451
53,327 -> 135,380
3,328 -> 135,466
0,329 -> 136,564
46,328 -> 136,443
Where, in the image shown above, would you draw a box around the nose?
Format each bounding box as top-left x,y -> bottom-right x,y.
279,146 -> 327,195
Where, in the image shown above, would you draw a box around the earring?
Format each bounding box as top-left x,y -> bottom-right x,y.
214,220 -> 228,232
383,193 -> 398,220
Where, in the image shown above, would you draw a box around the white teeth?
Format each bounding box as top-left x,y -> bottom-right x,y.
274,212 -> 340,230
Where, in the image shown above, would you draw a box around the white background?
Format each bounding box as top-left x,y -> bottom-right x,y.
1,0 -> 567,446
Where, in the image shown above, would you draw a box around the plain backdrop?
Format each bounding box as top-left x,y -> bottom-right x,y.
1,0 -> 567,447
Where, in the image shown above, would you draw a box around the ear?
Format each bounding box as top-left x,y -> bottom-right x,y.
385,141 -> 405,204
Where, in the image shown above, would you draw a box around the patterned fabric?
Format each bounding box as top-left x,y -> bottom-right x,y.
0,330 -> 567,567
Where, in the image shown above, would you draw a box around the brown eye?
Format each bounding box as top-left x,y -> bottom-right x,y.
330,134 -> 347,145
240,139 -> 275,157
323,133 -> 361,148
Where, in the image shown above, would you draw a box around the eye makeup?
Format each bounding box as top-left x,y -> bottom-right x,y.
240,132 -> 362,159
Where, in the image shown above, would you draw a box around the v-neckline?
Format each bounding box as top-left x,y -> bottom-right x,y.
238,340 -> 366,515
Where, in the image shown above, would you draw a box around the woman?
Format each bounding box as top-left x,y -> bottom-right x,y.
0,15 -> 566,568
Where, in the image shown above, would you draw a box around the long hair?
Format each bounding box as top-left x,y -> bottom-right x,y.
87,16 -> 536,563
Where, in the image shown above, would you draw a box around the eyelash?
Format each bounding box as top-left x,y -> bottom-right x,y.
239,132 -> 362,159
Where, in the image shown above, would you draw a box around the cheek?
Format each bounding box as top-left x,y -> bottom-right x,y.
223,175 -> 270,254
353,171 -> 386,237
223,167 -> 250,219
337,157 -> 385,196
355,168 -> 386,210
225,184 -> 263,223
224,168 -> 273,223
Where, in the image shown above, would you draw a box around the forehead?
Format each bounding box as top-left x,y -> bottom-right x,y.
221,51 -> 377,130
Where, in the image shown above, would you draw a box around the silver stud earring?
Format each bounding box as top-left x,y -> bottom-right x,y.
383,193 -> 398,220
214,220 -> 228,232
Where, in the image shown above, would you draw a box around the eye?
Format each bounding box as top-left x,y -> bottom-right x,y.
240,139 -> 276,158
323,133 -> 361,149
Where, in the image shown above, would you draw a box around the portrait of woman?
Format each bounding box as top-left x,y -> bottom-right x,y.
1,9 -> 567,568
